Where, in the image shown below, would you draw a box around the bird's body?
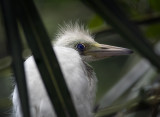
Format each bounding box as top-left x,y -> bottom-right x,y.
13,46 -> 97,117
12,23 -> 132,117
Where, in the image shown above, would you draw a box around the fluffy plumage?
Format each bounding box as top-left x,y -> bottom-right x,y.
13,46 -> 97,117
12,24 -> 97,117
12,23 -> 132,117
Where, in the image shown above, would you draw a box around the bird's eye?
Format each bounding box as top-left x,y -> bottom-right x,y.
76,43 -> 85,51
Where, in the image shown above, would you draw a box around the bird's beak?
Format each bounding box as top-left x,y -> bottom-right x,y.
85,43 -> 133,60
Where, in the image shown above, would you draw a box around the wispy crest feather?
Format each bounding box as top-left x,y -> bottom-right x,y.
56,22 -> 91,39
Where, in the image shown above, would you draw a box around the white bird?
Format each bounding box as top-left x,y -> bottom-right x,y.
12,23 -> 133,117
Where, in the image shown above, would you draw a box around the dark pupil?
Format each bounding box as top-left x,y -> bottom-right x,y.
77,44 -> 85,51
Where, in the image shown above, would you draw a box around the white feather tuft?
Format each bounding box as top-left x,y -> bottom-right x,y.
56,21 -> 91,39
54,22 -> 95,48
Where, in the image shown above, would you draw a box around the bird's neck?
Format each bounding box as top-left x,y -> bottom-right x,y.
83,62 -> 94,80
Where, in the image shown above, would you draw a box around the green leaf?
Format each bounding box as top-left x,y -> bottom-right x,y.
0,0 -> 31,117
150,0 -> 160,11
145,23 -> 160,39
15,0 -> 78,116
88,15 -> 105,31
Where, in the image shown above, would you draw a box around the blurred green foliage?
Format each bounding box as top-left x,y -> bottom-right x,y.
145,23 -> 160,39
150,0 -> 160,11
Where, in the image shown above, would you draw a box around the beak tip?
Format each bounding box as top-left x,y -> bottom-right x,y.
127,49 -> 134,54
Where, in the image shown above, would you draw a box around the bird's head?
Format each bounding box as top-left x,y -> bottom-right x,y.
54,23 -> 133,62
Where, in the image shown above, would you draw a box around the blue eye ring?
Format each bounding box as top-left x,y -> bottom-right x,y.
76,43 -> 85,51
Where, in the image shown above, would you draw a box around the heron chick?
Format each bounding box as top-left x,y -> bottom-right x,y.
12,23 -> 133,117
